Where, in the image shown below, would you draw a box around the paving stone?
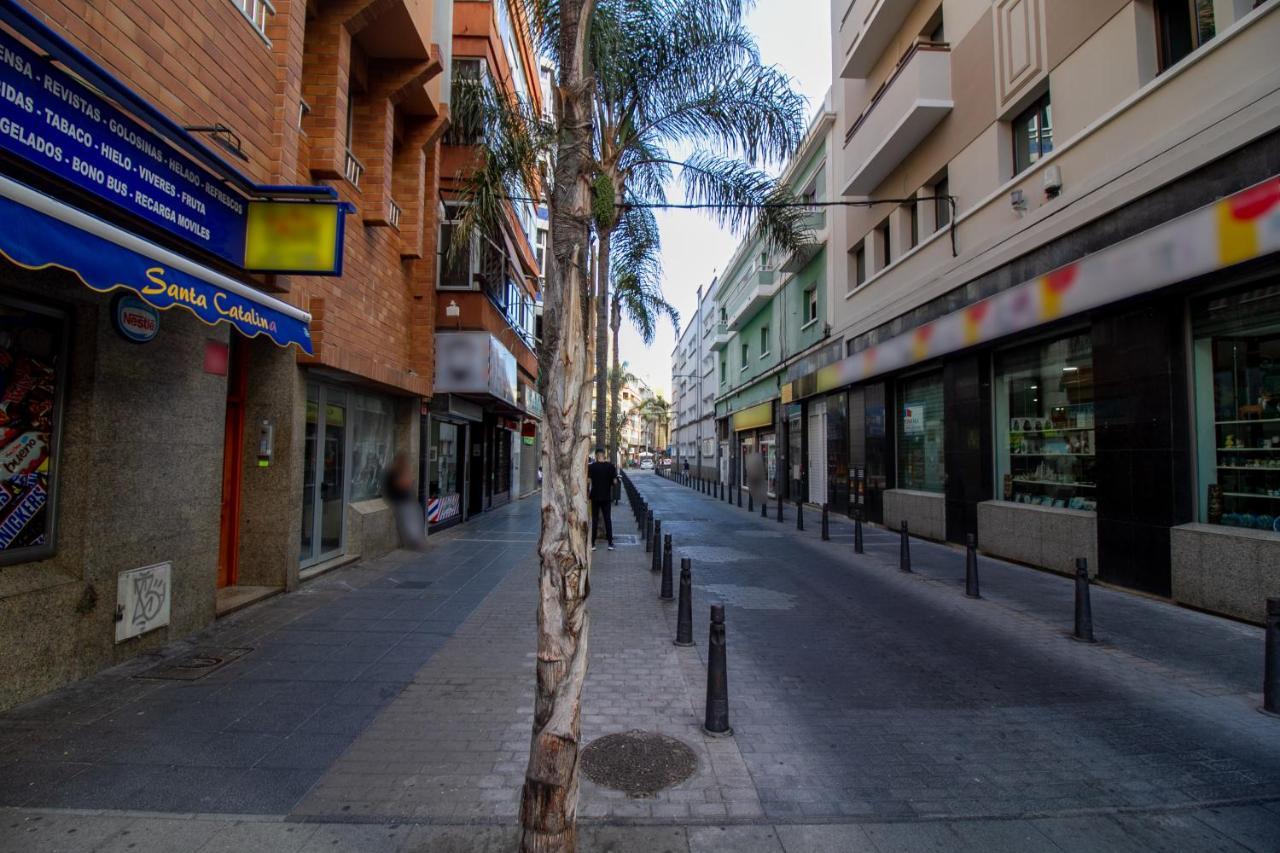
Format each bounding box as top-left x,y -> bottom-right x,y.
687,825 -> 783,853
773,824 -> 877,852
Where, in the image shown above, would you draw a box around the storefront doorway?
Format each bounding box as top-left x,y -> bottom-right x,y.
300,382 -> 349,567
217,339 -> 248,588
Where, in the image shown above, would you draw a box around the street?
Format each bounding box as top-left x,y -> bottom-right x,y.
2,471 -> 1279,851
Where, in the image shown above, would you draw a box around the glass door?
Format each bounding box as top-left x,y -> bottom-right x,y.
300,382 -> 349,566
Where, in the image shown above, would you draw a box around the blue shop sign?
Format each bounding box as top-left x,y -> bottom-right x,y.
0,26 -> 343,273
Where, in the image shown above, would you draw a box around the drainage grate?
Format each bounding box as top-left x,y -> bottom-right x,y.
611,534 -> 640,547
135,647 -> 252,681
581,730 -> 698,797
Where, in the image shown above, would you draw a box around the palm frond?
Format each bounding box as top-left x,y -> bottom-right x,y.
667,152 -> 809,253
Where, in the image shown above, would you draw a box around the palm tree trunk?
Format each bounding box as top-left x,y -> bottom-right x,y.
522,1 -> 596,849
607,303 -> 622,463
593,229 -> 610,453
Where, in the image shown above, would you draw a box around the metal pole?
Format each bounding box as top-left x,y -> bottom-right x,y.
795,500 -> 803,531
965,534 -> 981,599
645,510 -> 654,552
674,558 -> 694,647
899,520 -> 911,573
651,520 -> 662,572
1265,598 -> 1280,715
1073,558 -> 1095,643
820,504 -> 829,541
661,534 -> 674,599
854,512 -> 864,554
703,604 -> 732,737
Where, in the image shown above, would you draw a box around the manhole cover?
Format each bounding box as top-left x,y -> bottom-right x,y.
581,730 -> 698,797
135,647 -> 252,681
611,534 -> 640,546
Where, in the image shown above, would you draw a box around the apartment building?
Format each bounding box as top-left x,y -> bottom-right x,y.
427,0 -> 544,530
798,0 -> 1280,622
712,95 -> 849,507
0,0 -> 457,710
672,278 -> 720,478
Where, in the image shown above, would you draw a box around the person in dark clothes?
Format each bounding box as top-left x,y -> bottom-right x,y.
587,448 -> 618,551
384,452 -> 424,550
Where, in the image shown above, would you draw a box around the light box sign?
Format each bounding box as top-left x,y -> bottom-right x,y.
244,201 -> 344,274
0,28 -> 343,273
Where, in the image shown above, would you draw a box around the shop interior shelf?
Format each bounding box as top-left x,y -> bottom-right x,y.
1222,491 -> 1280,499
1216,418 -> 1280,425
1217,466 -> 1280,471
1009,427 -> 1094,435
1217,447 -> 1280,451
1013,478 -> 1095,487
1012,452 -> 1095,457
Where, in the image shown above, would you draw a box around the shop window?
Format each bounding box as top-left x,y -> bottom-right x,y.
1192,285 -> 1280,531
1155,0 -> 1215,72
994,332 -> 1096,510
1012,92 -> 1053,175
429,420 -> 463,524
350,393 -> 395,502
0,297 -> 65,565
896,372 -> 945,493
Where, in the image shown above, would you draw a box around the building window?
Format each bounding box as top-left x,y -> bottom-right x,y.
719,358 -> 726,384
439,203 -> 477,289
1191,284 -> 1280,530
741,342 -> 749,370
896,372 -> 945,493
350,393 -> 396,502
0,297 -> 66,565
1155,0 -> 1215,72
994,332 -> 1096,509
229,0 -> 274,43
933,174 -> 950,231
535,226 -> 548,276
852,243 -> 867,289
908,202 -> 919,250
759,325 -> 770,357
877,219 -> 892,269
1012,93 -> 1053,175
804,287 -> 818,324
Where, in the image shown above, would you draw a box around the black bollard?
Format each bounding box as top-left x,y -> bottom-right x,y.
796,500 -> 804,531
674,558 -> 694,647
737,485 -> 742,508
703,604 -> 732,737
1073,558 -> 1095,643
661,534 -> 674,600
1265,598 -> 1280,715
854,513 -> 864,554
761,498 -> 768,518
645,510 -> 654,552
821,504 -> 829,541
899,520 -> 912,573
965,534 -> 981,599
748,492 -> 753,513
776,496 -> 783,523
651,520 -> 662,572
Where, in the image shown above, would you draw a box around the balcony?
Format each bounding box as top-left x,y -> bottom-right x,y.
709,323 -> 733,352
840,0 -> 915,79
781,209 -> 827,273
843,42 -> 952,196
725,266 -> 779,331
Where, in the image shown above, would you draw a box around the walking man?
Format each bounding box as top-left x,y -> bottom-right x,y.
588,448 -> 618,551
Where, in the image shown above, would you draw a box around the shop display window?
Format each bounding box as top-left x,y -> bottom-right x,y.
349,393 -> 394,502
896,372 -> 945,493
1192,284 -> 1280,532
0,297 -> 65,564
993,332 -> 1096,509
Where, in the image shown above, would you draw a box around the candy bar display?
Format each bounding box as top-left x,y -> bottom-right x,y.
994,332 -> 1097,508
1191,284 -> 1280,531
0,300 -> 63,558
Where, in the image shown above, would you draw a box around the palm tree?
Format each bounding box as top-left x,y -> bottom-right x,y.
588,0 -> 809,454
634,394 -> 673,453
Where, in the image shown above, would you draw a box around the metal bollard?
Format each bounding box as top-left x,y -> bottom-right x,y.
748,492 -> 753,513
651,520 -> 662,572
854,513 -> 864,554
645,510 -> 654,552
703,604 -> 732,737
737,485 -> 742,508
821,504 -> 829,541
796,500 -> 804,531
674,558 -> 694,647
776,496 -> 783,523
1073,558 -> 1095,643
1265,598 -> 1280,715
965,534 -> 981,599
661,534 -> 674,600
899,520 -> 912,573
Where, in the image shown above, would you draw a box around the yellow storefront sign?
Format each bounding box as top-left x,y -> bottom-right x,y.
244,201 -> 343,274
731,400 -> 774,432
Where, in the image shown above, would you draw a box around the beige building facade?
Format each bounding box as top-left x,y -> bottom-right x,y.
795,0 -> 1280,621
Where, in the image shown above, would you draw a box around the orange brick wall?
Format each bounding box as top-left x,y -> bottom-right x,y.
20,0 -> 445,398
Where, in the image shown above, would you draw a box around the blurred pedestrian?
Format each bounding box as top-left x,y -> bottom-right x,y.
384,453 -> 425,550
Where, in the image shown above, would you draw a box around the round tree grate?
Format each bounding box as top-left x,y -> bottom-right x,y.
580,730 -> 698,797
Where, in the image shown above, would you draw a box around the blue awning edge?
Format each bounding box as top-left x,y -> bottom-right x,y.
0,175 -> 313,353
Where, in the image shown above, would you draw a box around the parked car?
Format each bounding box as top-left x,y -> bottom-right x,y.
640,458 -> 655,470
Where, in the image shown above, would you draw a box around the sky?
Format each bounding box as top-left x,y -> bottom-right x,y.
617,0 -> 833,400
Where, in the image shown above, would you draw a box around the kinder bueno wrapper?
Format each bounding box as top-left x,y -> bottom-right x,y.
0,431 -> 47,478
0,480 -> 46,550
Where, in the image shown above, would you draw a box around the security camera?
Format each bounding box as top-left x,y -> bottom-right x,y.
1043,165 -> 1063,199
1010,189 -> 1027,214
